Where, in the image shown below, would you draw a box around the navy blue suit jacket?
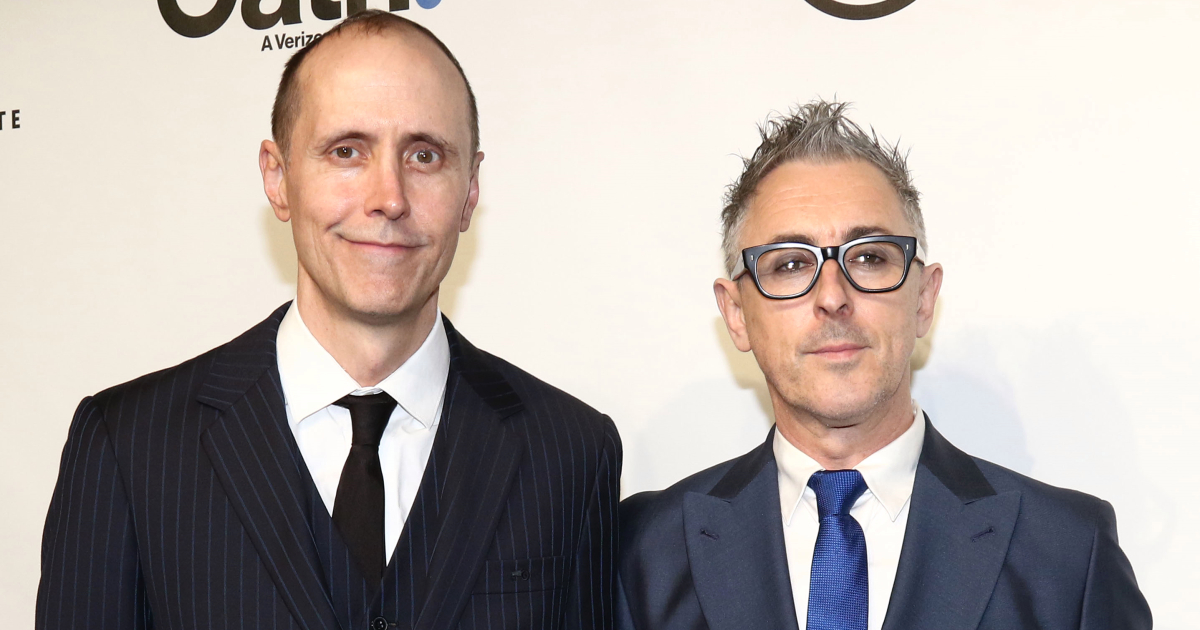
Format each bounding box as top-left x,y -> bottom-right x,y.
617,419 -> 1150,630
38,305 -> 621,630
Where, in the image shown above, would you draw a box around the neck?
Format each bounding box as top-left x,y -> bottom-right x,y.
773,378 -> 915,471
295,282 -> 438,388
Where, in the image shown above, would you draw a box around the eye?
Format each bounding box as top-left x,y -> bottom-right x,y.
757,248 -> 818,278
772,255 -> 814,275
778,259 -> 802,272
845,243 -> 903,270
333,146 -> 358,159
785,254 -> 814,270
413,149 -> 440,164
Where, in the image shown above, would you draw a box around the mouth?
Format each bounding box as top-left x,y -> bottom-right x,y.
340,236 -> 423,253
806,343 -> 867,360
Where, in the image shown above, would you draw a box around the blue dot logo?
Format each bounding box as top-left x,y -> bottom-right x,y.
416,0 -> 441,8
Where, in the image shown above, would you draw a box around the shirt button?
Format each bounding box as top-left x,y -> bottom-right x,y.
370,617 -> 388,630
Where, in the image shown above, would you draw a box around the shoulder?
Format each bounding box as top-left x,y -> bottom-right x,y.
451,336 -> 622,504
921,420 -> 1117,534
88,346 -> 222,420
924,432 -> 1149,623
620,452 -> 746,552
72,344 -> 229,466
957,452 -> 1149,619
482,349 -> 621,453
973,457 -> 1117,531
489,350 -> 610,424
88,306 -> 285,428
447,321 -> 619,448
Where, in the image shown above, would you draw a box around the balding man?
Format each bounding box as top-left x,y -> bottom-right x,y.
38,11 -> 620,630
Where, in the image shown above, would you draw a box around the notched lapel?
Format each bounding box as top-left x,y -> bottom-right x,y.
683,431 -> 800,630
198,304 -> 341,630
413,321 -> 525,630
881,420 -> 1021,630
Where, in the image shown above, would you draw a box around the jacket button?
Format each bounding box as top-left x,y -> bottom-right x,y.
370,617 -> 388,630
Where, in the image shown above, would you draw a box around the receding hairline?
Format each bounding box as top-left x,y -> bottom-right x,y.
300,20 -> 460,81
761,154 -> 911,204
737,156 -> 916,237
272,16 -> 478,160
720,100 -> 926,275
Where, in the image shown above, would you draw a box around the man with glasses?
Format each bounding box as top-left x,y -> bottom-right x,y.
616,100 -> 1149,630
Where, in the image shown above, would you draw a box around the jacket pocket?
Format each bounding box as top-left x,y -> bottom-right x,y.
471,555 -> 569,594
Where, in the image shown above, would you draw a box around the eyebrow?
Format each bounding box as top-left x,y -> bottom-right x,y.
404,132 -> 460,159
313,130 -> 375,155
842,225 -> 892,242
766,225 -> 893,247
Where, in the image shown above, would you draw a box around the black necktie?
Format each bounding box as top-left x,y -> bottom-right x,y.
332,391 -> 396,585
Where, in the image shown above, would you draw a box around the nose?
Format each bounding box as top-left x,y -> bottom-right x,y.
366,155 -> 409,220
811,257 -> 853,317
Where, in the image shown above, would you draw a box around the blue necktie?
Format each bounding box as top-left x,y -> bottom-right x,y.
806,469 -> 869,630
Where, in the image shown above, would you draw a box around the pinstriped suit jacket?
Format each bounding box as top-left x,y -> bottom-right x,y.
37,304 -> 621,630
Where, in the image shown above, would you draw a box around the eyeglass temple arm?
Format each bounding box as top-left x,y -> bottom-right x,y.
730,257 -> 747,280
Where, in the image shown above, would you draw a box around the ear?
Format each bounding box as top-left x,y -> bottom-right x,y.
915,262 -> 943,338
259,140 -> 290,222
459,150 -> 485,232
714,277 -> 753,352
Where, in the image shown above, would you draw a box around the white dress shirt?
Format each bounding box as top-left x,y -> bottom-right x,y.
276,301 -> 450,562
774,403 -> 925,630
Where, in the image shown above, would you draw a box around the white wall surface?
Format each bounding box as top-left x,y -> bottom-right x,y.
2,0 -> 1197,627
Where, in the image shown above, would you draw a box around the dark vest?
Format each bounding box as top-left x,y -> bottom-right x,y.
292,418 -> 450,630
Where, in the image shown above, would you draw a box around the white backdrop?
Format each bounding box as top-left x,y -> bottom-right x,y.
2,0 -> 1198,627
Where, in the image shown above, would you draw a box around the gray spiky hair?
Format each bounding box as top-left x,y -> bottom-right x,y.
721,100 -> 925,275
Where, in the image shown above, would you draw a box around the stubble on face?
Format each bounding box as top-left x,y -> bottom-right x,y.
735,160 -> 923,432
768,316 -> 913,427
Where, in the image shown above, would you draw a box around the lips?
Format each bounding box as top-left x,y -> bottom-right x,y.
339,235 -> 425,250
348,240 -> 413,248
813,343 -> 863,353
807,343 -> 866,359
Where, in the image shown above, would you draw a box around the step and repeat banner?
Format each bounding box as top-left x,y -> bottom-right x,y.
2,0 -> 1197,626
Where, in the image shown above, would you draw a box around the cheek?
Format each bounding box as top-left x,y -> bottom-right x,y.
290,175 -> 359,227
743,304 -> 805,364
864,303 -> 919,361
409,178 -> 469,227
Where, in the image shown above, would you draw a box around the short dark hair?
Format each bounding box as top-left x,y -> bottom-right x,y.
721,100 -> 925,275
270,9 -> 479,159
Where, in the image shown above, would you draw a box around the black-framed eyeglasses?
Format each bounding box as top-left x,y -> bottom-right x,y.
731,235 -> 926,299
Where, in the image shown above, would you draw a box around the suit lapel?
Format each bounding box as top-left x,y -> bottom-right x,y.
412,318 -> 525,630
683,428 -> 801,630
197,304 -> 341,630
881,417 -> 1021,630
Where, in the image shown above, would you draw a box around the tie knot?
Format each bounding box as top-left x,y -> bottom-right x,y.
334,392 -> 397,447
807,469 -> 868,518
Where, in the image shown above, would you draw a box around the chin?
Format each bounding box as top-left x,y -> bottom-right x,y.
807,401 -> 878,427
787,380 -> 892,426
335,289 -> 414,319
356,297 -> 427,320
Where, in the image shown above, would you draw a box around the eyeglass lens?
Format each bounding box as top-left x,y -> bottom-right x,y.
755,241 -> 908,296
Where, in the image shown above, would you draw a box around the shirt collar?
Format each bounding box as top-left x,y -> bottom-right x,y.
774,401 -> 926,526
276,301 -> 451,429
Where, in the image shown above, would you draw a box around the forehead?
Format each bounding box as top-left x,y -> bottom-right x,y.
741,159 -> 910,246
292,30 -> 471,144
